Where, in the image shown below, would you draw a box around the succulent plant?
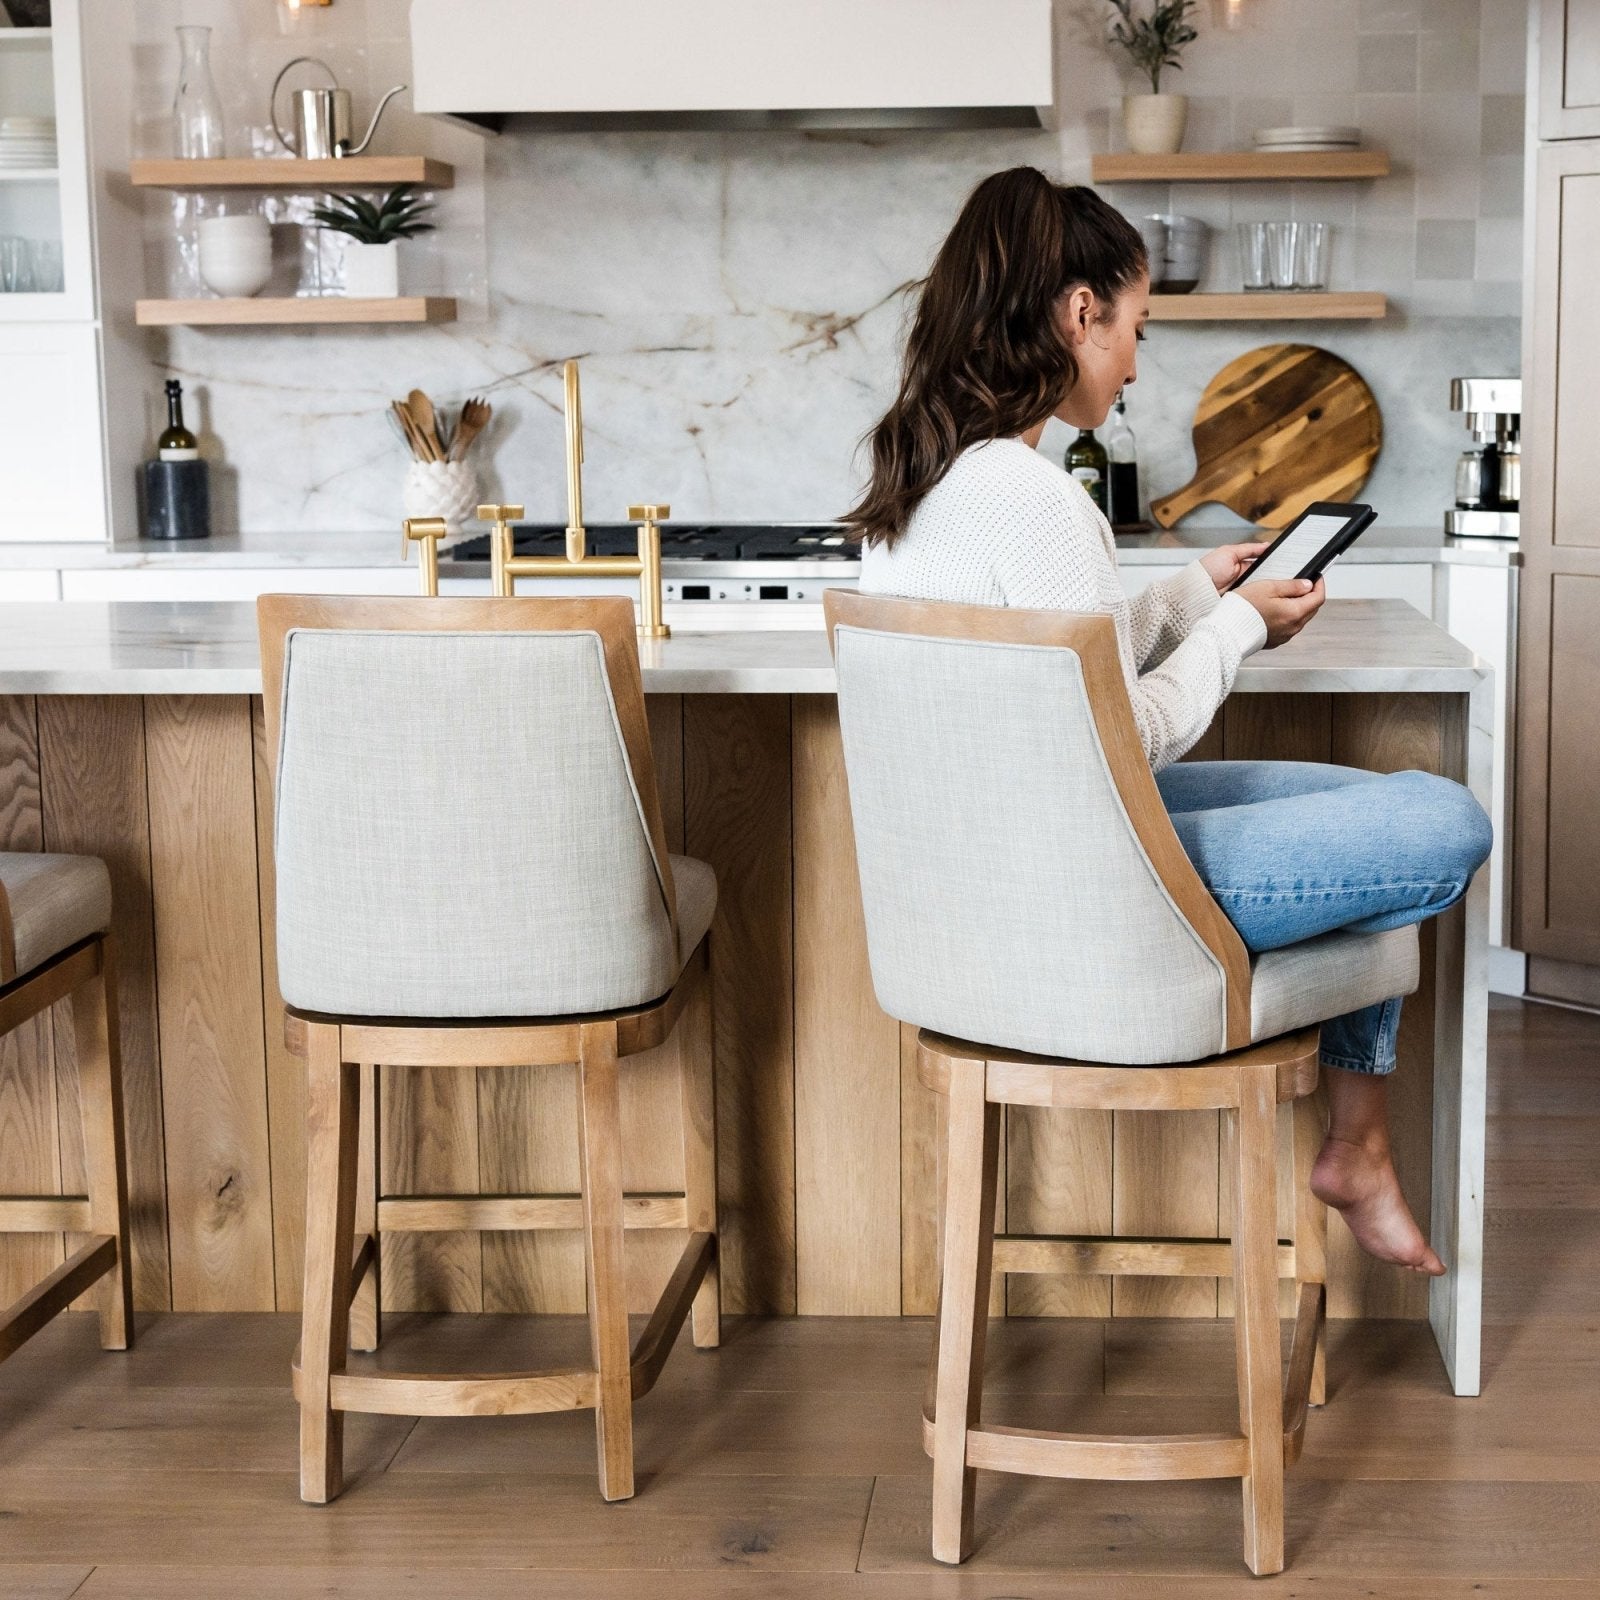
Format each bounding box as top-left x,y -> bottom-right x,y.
310,183 -> 435,246
1106,0 -> 1200,94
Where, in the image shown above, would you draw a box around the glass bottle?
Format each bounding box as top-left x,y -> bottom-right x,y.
1104,396 -> 1141,527
1065,427 -> 1109,516
158,380 -> 199,461
173,26 -> 225,160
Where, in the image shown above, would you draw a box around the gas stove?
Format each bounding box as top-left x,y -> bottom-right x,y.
444,521 -> 861,604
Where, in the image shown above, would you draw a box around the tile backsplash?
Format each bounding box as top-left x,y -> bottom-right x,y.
135,0 -> 1524,534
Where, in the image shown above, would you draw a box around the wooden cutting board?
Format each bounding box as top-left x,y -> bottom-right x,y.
1150,343 -> 1382,529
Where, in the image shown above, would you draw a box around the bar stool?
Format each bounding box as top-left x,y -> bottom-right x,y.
824,591 -> 1421,1576
0,854 -> 134,1367
257,594 -> 720,1506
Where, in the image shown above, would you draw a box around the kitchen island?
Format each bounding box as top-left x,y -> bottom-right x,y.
0,599 -> 1492,1394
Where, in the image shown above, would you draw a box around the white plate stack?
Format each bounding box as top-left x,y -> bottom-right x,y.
1253,124 -> 1361,153
0,116 -> 58,171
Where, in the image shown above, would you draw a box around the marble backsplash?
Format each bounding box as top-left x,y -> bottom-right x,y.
145,0 -> 1525,535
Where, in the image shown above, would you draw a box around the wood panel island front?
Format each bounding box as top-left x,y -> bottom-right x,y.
0,599 -> 1492,1394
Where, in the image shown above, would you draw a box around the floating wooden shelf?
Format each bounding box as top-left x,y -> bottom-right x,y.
1148,292 -> 1387,321
130,157 -> 455,190
1093,149 -> 1390,183
135,296 -> 457,327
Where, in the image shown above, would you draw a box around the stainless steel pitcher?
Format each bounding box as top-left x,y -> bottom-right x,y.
270,57 -> 406,160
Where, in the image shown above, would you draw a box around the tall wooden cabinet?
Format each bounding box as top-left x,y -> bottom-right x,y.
1514,5 -> 1600,978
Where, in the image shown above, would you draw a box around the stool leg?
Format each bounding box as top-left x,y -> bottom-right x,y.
579,1022 -> 634,1502
71,940 -> 133,1352
300,1022 -> 358,1505
678,954 -> 720,1348
931,1056 -> 999,1566
1233,1061 -> 1286,1577
1293,1085 -> 1329,1407
350,1062 -> 381,1354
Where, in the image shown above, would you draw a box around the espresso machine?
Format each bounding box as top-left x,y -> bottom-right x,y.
1446,376 -> 1521,539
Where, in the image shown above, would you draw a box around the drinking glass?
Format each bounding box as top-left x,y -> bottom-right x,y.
27,239 -> 62,292
1238,221 -> 1271,290
1267,221 -> 1299,290
0,236 -> 33,293
1295,222 -> 1330,290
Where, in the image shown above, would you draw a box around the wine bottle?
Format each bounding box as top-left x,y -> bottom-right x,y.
1065,427 -> 1109,516
1105,396 -> 1141,527
158,379 -> 199,462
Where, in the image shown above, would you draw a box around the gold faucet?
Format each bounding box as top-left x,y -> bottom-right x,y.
403,516 -> 448,596
487,359 -> 670,638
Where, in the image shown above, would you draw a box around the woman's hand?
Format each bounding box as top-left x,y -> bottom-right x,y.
1236,577 -> 1326,648
1199,540 -> 1271,593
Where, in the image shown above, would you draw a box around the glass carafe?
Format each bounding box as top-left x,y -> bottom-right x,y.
172,26 -> 225,159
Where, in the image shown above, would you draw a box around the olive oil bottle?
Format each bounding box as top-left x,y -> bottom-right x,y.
1065,427 -> 1109,516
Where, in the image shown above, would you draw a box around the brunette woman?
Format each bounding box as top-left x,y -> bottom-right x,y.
846,166 -> 1492,1276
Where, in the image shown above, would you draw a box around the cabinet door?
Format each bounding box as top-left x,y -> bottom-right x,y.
0,323 -> 107,542
1538,0 -> 1600,140
1513,142 -> 1600,962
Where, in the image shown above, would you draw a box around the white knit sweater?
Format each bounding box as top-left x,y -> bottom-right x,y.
858,437 -> 1268,771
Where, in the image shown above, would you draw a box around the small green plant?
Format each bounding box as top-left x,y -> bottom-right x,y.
1106,0 -> 1199,93
310,183 -> 436,245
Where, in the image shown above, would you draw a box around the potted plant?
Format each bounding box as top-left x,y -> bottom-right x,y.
1107,0 -> 1200,157
310,183 -> 435,299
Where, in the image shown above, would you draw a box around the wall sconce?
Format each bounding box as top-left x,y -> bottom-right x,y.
1210,0 -> 1247,28
282,0 -> 333,9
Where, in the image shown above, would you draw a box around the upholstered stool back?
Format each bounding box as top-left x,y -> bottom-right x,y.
267,603 -> 680,1019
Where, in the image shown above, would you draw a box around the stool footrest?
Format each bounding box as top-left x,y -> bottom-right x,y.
328,1366 -> 598,1417
921,1412 -> 1251,1481
377,1193 -> 687,1232
992,1233 -> 1296,1279
0,1234 -> 117,1364
0,1196 -> 92,1232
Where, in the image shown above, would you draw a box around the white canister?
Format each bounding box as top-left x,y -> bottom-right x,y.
197,214 -> 271,298
1123,93 -> 1189,157
402,459 -> 479,535
343,239 -> 400,298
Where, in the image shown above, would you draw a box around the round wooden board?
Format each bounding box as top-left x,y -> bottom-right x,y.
1150,343 -> 1383,529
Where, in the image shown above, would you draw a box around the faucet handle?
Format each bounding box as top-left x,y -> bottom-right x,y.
402,516 -> 448,596
476,503 -> 525,525
628,503 -> 671,524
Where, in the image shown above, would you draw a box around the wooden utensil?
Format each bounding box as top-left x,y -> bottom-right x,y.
391,399 -> 432,462
1150,344 -> 1382,529
449,395 -> 491,462
408,388 -> 445,463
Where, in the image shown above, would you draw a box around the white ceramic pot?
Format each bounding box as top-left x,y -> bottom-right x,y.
1123,93 -> 1189,156
343,239 -> 399,298
198,214 -> 271,297
402,459 -> 479,535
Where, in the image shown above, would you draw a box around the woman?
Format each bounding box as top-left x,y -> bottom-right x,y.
846,166 -> 1492,1277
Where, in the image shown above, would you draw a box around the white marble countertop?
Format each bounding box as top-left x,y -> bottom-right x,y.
0,599 -> 1490,697
0,523 -> 1520,572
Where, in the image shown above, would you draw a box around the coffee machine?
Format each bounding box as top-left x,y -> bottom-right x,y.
1446,376 -> 1521,539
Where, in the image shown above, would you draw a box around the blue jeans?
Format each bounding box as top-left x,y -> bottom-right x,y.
1155,761 -> 1493,1075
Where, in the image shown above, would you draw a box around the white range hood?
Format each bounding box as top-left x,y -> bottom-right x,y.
409,0 -> 1056,131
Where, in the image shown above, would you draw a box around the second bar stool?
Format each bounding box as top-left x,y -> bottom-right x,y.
257,594 -> 720,1505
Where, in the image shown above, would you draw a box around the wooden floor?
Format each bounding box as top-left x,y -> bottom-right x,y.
0,994 -> 1595,1599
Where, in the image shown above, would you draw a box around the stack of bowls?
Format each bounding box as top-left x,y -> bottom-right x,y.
0,116 -> 57,171
1139,214 -> 1209,294
197,214 -> 272,298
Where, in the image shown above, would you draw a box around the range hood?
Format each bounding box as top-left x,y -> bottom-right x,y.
409,0 -> 1056,132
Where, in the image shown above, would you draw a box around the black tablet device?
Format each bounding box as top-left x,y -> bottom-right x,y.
1224,501 -> 1378,592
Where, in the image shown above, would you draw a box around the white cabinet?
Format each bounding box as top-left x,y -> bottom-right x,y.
0,569 -> 61,600
0,323 -> 106,542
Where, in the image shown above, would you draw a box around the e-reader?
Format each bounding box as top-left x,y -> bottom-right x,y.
1224,502 -> 1378,592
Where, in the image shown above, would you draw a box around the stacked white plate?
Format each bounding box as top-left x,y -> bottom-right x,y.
0,117 -> 58,170
1253,124 -> 1361,153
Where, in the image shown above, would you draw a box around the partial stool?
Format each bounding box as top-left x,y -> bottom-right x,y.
0,853 -> 134,1366
824,591 -> 1422,1575
258,594 -> 720,1506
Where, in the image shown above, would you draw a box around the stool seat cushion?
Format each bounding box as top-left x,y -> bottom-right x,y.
670,854 -> 717,969
1249,924 -> 1419,1045
0,852 -> 112,985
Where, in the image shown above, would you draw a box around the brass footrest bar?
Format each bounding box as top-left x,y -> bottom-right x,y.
0,1197 -> 92,1232
992,1233 -> 1297,1279
377,1192 -> 688,1232
0,1235 -> 117,1364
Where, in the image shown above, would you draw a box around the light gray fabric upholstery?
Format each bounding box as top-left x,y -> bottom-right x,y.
0,852 -> 111,981
275,628 -> 711,1018
670,853 -> 717,968
833,626 -> 1230,1063
1250,925 -> 1419,1042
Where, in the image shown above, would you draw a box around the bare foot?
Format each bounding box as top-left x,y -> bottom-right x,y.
1309,1136 -> 1446,1276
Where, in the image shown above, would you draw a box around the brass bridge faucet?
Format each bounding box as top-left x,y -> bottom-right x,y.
486,359 -> 670,639
402,516 -> 448,596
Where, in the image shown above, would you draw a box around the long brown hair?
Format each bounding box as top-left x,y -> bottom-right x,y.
844,167 -> 1146,549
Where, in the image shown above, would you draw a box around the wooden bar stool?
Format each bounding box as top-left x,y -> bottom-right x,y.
258,595 -> 720,1506
824,592 -> 1421,1576
0,854 -> 134,1368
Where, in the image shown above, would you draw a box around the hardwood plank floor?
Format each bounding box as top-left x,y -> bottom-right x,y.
0,995 -> 1594,1595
